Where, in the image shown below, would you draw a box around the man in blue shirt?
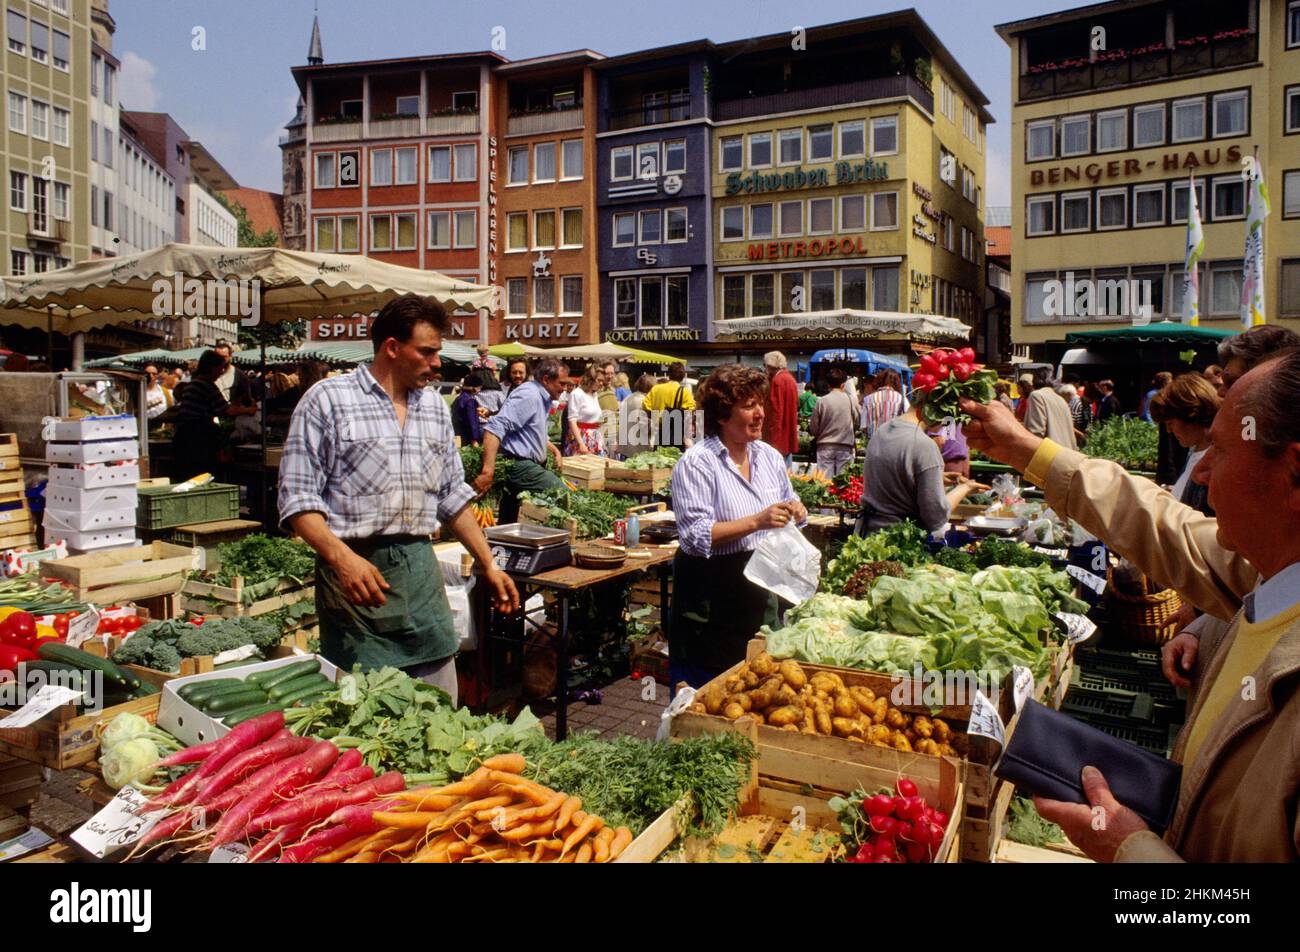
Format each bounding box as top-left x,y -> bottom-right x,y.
475,359 -> 568,524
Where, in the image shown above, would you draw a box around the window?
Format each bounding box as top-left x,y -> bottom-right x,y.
611,146 -> 633,180
370,215 -> 392,251
778,128 -> 802,165
90,119 -> 97,160
370,148 -> 392,186
452,90 -> 478,112
52,106 -> 68,146
1134,103 -> 1166,147
7,9 -> 24,53
52,181 -> 67,220
810,270 -> 836,311
393,213 -> 416,250
394,95 -> 419,116
638,209 -> 661,244
453,210 -> 476,248
1061,192 -> 1090,232
427,211 -> 450,249
839,120 -> 865,158
103,62 -> 113,105
395,147 -> 417,184
9,171 -> 24,210
1212,91 -> 1248,138
10,250 -> 26,274
779,200 -> 802,237
1288,87 -> 1300,134
429,145 -> 451,182
102,189 -> 112,231
665,275 -> 688,326
807,197 -> 833,235
561,207 -> 583,247
639,277 -> 662,328
943,215 -> 955,251
315,217 -> 336,252
534,276 -> 555,315
870,117 -> 898,155
7,92 -> 23,133
1027,196 -> 1055,236
1097,110 -> 1127,152
749,203 -> 773,239
1133,184 -> 1166,226
1097,188 -> 1127,229
1290,0 -> 1300,48
842,268 -> 867,310
315,152 -> 336,188
453,143 -> 477,181
722,275 -> 746,319
748,132 -> 772,168
719,136 -> 742,172
1026,120 -> 1055,161
337,215 -> 359,253
561,276 -> 583,314
721,205 -> 744,241
751,273 -> 775,316
872,267 -> 900,311
870,192 -> 898,230
613,212 -> 635,247
1212,177 -> 1245,219
507,146 -> 529,185
1172,98 -> 1205,142
1210,261 -> 1244,315
28,19 -> 46,62
615,278 -> 636,327
91,52 -> 99,95
1284,171 -> 1300,219
665,206 -> 687,242
840,194 -> 865,231
533,142 -> 556,182
506,212 -> 528,251
506,278 -> 527,317
523,209 -> 553,250
1060,115 -> 1090,156
663,139 -> 686,174
561,139 -> 583,179
808,124 -> 833,162
636,142 -> 659,179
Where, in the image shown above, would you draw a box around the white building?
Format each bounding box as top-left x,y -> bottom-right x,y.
189,180 -> 235,248
116,116 -> 175,255
88,42 -> 118,258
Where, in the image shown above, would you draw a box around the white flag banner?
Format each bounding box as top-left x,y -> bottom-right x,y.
1242,154 -> 1270,328
1183,174 -> 1204,327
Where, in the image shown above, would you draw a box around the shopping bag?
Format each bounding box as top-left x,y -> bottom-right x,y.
743,523 -> 821,605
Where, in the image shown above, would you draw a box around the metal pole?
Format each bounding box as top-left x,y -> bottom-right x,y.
260,340 -> 269,531
46,304 -> 53,366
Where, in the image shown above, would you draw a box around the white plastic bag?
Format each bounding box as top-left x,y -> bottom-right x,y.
743,523 -> 821,605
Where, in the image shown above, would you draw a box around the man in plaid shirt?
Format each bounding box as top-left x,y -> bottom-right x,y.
279,295 -> 518,702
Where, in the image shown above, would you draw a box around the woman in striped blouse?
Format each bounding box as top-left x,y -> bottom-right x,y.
669,365 -> 807,686
860,369 -> 910,441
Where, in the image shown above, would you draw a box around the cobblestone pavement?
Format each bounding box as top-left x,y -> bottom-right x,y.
537,673 -> 670,741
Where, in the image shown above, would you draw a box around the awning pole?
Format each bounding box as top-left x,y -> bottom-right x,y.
46,304 -> 54,366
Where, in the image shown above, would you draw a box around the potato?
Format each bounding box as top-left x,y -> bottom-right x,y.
726,692 -> 752,712
775,684 -> 800,707
723,702 -> 745,720
870,697 -> 889,724
749,710 -> 765,725
912,715 -> 934,740
781,724 -> 800,732
932,718 -> 951,743
832,716 -> 860,738
832,691 -> 859,719
809,672 -> 843,694
766,705 -> 803,728
688,703 -> 706,714
724,675 -> 745,694
750,652 -> 775,677
801,706 -> 817,733
702,687 -> 724,716
904,728 -> 919,746
937,743 -> 956,757
916,739 -> 941,756
850,686 -> 877,711
847,735 -> 865,743
814,706 -> 833,736
748,686 -> 775,710
780,660 -> 808,690
742,668 -> 762,690
891,732 -> 913,752
867,725 -> 892,745
884,708 -> 908,730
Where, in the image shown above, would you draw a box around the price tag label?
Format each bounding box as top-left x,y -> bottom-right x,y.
212,644 -> 258,666
0,826 -> 55,861
191,547 -> 206,571
1066,564 -> 1108,595
209,842 -> 249,863
66,607 -> 101,649
1011,666 -> 1034,713
967,690 -> 1005,746
1056,612 -> 1099,645
70,786 -> 163,859
0,684 -> 85,728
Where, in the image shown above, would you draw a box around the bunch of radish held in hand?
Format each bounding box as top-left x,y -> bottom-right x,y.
830,777 -> 950,864
911,348 -> 998,427
124,709 -> 406,861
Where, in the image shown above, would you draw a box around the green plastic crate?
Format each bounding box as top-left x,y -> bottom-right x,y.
136,482 -> 239,530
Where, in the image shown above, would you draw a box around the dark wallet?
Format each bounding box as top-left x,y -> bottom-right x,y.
994,700 -> 1182,834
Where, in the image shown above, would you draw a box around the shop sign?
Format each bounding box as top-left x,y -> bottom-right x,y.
746,236 -> 868,261
310,316 -> 468,340
504,320 -> 581,341
910,270 -> 931,309
606,328 -> 701,343
1029,145 -> 1242,188
487,136 -> 499,285
724,159 -> 889,196
911,215 -> 936,245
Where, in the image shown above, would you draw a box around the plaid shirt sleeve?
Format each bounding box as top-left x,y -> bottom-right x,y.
277,389 -> 334,529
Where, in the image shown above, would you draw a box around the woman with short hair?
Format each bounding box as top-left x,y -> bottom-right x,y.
1149,373 -> 1220,517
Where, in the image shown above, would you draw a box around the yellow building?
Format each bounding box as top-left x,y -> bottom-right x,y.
997,0 -> 1300,350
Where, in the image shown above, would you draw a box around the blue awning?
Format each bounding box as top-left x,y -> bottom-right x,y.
810,349 -> 912,375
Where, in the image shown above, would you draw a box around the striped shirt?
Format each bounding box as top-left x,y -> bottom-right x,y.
672,435 -> 798,558
861,388 -> 910,439
278,363 -> 475,539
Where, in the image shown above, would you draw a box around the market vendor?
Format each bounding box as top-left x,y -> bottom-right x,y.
473,358 -> 567,525
959,347 -> 1300,863
670,364 -> 808,686
171,349 -> 258,482
278,295 -> 520,703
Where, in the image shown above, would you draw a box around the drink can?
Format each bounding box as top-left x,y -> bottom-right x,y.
627,514 -> 640,547
613,519 -> 627,546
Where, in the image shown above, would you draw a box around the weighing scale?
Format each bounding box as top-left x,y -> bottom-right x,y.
483,523 -> 573,575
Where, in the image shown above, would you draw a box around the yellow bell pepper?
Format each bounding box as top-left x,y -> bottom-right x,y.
35,624 -> 58,640
0,606 -> 20,623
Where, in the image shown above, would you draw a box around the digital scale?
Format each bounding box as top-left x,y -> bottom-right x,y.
483,523 -> 573,575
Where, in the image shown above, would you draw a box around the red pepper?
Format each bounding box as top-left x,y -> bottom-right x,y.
0,612 -> 37,650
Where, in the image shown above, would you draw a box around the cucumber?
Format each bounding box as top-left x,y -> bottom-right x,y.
19,660 -> 87,679
220,702 -> 282,726
258,659 -> 321,690
287,688 -> 332,708
199,688 -> 270,716
214,657 -> 266,671
266,673 -> 331,702
37,642 -> 138,691
180,681 -> 256,707
131,680 -> 161,697
178,678 -> 244,700
275,683 -> 332,707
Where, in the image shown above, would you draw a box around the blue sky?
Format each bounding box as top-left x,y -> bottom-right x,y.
112,0 -> 1059,203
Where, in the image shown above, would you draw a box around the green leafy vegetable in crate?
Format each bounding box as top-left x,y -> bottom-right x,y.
206,534 -> 315,592
1082,417 -> 1158,471
618,447 -> 682,470
820,521 -> 930,594
518,487 -> 627,538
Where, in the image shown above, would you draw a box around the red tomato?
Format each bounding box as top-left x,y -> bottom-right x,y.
0,612 -> 37,650
189,615 -> 206,627
0,643 -> 39,673
121,615 -> 144,632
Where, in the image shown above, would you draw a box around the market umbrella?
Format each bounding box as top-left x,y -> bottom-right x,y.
85,346 -> 210,369
624,347 -> 687,365
488,342 -> 528,359
518,343 -> 634,362
1064,321 -> 1237,344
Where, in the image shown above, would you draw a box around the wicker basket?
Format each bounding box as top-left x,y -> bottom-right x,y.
1106,569 -> 1183,645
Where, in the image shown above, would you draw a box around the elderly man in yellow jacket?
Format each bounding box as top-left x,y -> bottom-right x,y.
961,347 -> 1300,863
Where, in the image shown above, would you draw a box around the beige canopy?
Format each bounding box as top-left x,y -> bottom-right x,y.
518,343 -> 634,361
0,243 -> 494,335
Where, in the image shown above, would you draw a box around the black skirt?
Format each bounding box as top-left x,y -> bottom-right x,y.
669,549 -> 779,676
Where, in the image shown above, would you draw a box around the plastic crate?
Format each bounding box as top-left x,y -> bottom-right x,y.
136,482 -> 239,530
1075,645 -> 1163,680
1084,719 -> 1180,758
1061,689 -> 1155,727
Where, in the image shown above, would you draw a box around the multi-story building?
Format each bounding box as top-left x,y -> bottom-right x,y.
996,0 -> 1300,356
278,16 -> 318,252
223,186 -> 284,244
116,113 -> 175,255
493,50 -> 603,345
87,32 -> 116,258
982,206 -> 1013,363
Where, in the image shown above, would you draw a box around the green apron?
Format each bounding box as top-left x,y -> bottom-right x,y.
498,457 -> 565,524
669,550 -> 779,678
316,537 -> 456,671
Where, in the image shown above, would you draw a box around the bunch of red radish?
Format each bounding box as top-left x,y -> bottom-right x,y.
132,710 -> 405,863
845,778 -> 949,864
831,476 -> 864,507
912,347 -> 979,393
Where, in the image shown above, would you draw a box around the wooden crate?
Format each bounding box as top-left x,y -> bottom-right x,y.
603,464 -> 671,494
0,493 -> 31,535
169,518 -> 263,549
11,842 -> 81,863
0,755 -> 43,812
561,456 -> 607,491
41,541 -> 193,604
996,839 -> 1093,864
179,576 -> 315,619
0,457 -> 20,473
518,499 -> 581,540
0,530 -> 38,552
0,474 -> 24,496
0,434 -> 17,459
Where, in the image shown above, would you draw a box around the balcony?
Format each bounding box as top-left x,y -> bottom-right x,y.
369,115 -> 423,138
716,74 -> 934,122
426,112 -> 479,135
607,94 -> 692,131
312,119 -> 364,142
507,107 -> 584,136
1019,33 -> 1258,102
27,214 -> 68,244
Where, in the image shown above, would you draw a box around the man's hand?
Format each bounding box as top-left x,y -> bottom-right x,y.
1034,766 -> 1150,863
483,565 -> 520,614
548,443 -> 564,469
330,546 -> 391,608
960,397 -> 1043,472
1162,630 -> 1199,691
471,470 -> 494,497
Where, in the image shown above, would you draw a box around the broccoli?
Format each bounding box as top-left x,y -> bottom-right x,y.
111,634 -> 183,673
227,616 -> 284,653
176,625 -> 258,658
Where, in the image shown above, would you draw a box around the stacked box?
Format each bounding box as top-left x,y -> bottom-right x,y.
43,416 -> 140,555
0,434 -> 36,553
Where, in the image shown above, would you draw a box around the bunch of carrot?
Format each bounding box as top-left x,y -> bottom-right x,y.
314,752 -> 634,863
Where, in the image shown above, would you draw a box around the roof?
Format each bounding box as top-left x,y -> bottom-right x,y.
290,51 -> 506,91
996,0 -> 1163,40
985,226 -> 1011,258
187,141 -> 239,191
224,188 -> 284,239
495,49 -> 605,73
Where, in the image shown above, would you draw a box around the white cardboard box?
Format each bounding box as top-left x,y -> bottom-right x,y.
45,440 -> 140,465
47,462 -> 141,489
44,485 -> 138,513
50,527 -> 137,552
48,416 -> 139,443
43,504 -> 136,533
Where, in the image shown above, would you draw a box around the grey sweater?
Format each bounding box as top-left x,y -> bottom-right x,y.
861,416 -> 949,533
808,388 -> 859,449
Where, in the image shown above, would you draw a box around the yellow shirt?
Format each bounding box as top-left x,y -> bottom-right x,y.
646,380 -> 695,413
1181,601 -> 1300,771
